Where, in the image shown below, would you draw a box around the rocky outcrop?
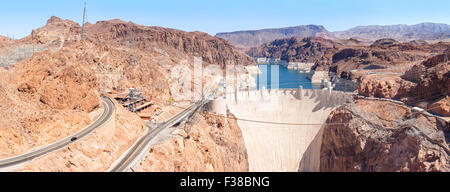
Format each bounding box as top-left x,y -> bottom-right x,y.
0,35 -> 12,50
358,74 -> 416,99
0,68 -> 93,159
371,38 -> 398,46
247,36 -> 446,79
413,51 -> 449,90
335,38 -> 370,47
356,49 -> 449,116
247,37 -> 340,69
0,16 -> 255,161
409,40 -> 429,46
31,16 -> 82,44
137,112 -> 249,172
402,50 -> 450,111
216,25 -> 331,50
14,46 -> 101,112
428,96 -> 450,117
332,46 -> 429,77
87,19 -> 255,67
413,61 -> 449,103
320,99 -> 450,172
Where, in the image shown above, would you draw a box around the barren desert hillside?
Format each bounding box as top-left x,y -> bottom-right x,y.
0,16 -> 254,162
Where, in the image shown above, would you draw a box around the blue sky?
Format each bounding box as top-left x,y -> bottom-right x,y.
0,0 -> 449,38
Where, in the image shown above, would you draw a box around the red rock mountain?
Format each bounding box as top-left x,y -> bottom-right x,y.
404,49 -> 450,99
247,37 -> 341,68
249,34 -> 450,77
0,35 -> 12,50
31,16 -> 82,44
0,16 -> 254,159
86,19 -> 255,67
216,25 -> 332,50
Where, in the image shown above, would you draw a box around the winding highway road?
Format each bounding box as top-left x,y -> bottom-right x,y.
110,100 -> 206,172
0,96 -> 115,168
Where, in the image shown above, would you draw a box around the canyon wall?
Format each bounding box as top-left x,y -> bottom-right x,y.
216,25 -> 331,50
87,19 -> 255,68
247,37 -> 340,68
136,112 -> 249,172
359,49 -> 449,117
0,15 -> 256,163
320,99 -> 450,172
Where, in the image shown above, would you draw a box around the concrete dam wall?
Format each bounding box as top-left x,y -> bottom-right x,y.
211,89 -> 352,172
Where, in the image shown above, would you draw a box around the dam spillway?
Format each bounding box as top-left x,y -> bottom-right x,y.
211,88 -> 352,172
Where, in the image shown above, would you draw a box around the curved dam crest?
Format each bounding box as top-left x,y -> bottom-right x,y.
211,88 -> 352,172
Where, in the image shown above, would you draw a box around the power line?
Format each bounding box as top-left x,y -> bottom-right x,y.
120,63 -> 449,127
143,89 -> 448,127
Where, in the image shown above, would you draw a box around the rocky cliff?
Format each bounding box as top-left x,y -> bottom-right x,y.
245,33 -> 449,117
0,16 -> 254,162
0,35 -> 12,50
87,19 -> 255,68
137,111 -> 249,172
0,64 -> 95,159
31,16 -> 82,44
358,74 -> 416,99
403,49 -> 450,115
14,46 -> 101,112
247,37 -> 341,69
216,25 -> 331,50
331,41 -> 437,77
321,99 -> 450,172
247,36 -> 445,75
358,48 -> 450,116
405,49 -> 450,100
428,97 -> 450,117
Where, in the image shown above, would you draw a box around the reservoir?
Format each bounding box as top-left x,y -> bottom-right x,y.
256,64 -> 321,90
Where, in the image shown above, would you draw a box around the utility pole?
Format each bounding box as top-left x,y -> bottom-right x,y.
81,0 -> 87,41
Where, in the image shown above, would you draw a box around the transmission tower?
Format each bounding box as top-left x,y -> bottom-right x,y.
81,0 -> 87,40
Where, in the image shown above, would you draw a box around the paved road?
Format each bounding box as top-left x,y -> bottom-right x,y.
0,96 -> 115,168
110,101 -> 205,172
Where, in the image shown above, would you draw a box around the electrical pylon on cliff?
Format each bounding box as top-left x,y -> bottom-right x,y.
81,0 -> 87,41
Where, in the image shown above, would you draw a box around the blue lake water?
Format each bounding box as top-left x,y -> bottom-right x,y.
256,64 -> 321,90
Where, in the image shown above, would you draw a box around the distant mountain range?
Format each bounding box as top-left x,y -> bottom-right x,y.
334,23 -> 450,41
216,23 -> 450,49
216,25 -> 332,49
